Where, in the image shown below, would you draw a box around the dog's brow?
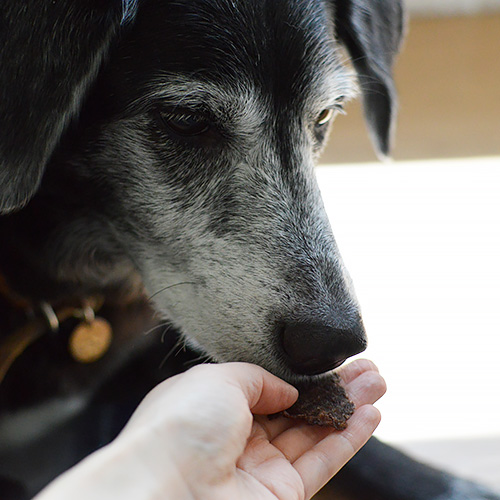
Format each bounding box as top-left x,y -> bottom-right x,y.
301,57 -> 359,113
148,68 -> 355,111
140,76 -> 265,132
145,77 -> 253,112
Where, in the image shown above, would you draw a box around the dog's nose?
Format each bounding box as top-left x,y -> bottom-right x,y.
281,321 -> 367,375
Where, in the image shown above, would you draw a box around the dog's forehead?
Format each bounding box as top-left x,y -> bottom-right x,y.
118,0 -> 348,107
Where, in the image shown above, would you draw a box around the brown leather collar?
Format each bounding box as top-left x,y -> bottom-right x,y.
0,273 -> 113,385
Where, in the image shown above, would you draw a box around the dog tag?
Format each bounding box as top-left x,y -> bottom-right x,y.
68,317 -> 112,363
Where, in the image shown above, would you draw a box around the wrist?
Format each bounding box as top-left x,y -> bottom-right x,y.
34,431 -> 192,500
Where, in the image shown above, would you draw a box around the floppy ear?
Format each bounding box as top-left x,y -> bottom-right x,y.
0,1 -> 131,214
333,0 -> 405,158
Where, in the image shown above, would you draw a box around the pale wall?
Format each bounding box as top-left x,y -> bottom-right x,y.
406,0 -> 500,16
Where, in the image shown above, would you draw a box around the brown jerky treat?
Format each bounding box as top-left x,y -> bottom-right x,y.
279,373 -> 355,430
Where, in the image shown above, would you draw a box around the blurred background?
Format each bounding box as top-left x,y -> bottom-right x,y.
317,1 -> 500,492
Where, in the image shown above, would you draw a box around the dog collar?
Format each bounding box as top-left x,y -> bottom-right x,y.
0,274 -> 113,385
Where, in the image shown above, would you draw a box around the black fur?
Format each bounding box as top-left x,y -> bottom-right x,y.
1,1 -> 497,499
0,0 -> 400,215
333,0 -> 405,156
0,1 -> 125,213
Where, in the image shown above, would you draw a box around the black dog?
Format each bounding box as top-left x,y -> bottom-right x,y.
0,1 -> 498,499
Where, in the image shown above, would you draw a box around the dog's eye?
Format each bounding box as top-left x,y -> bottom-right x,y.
315,102 -> 345,128
160,111 -> 210,137
316,108 -> 335,126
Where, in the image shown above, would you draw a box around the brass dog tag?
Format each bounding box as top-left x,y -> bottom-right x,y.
69,317 -> 112,363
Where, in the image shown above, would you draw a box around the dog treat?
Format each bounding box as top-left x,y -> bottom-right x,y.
279,373 -> 354,430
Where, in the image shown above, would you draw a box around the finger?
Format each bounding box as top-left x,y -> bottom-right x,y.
268,369 -> 385,462
294,404 -> 381,500
254,359 -> 383,441
253,414 -> 297,441
336,358 -> 379,385
213,362 -> 299,415
270,422 -> 333,462
344,370 -> 387,409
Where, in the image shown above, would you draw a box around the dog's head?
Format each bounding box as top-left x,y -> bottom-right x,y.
0,0 -> 404,380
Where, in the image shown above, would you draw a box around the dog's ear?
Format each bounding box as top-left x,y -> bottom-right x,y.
0,1 -> 134,214
333,0 -> 405,158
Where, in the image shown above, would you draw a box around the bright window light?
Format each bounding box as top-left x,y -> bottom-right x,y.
316,156 -> 500,444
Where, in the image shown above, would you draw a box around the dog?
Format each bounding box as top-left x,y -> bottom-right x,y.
0,1 -> 498,499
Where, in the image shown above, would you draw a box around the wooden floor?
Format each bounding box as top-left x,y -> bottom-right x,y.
321,14 -> 500,164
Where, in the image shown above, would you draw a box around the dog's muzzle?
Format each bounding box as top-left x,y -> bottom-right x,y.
281,320 -> 367,375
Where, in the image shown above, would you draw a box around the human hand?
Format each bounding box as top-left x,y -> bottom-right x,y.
35,360 -> 385,500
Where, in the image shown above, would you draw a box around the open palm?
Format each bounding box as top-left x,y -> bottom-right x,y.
234,361 -> 384,499
36,360 -> 385,500
141,360 -> 386,500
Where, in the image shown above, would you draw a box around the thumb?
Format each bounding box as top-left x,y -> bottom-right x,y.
216,362 -> 299,415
